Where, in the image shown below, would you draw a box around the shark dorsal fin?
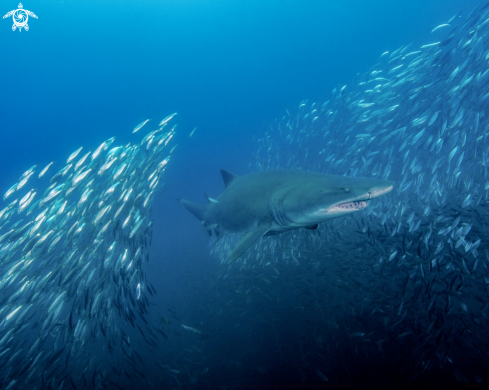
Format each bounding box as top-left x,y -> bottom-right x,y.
220,169 -> 238,188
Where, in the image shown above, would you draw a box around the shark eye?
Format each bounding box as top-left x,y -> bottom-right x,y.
341,187 -> 350,193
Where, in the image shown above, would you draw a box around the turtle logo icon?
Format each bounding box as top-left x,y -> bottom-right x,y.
3,3 -> 37,32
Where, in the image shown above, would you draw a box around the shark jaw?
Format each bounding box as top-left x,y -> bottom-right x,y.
307,184 -> 394,220
307,199 -> 369,220
327,199 -> 369,214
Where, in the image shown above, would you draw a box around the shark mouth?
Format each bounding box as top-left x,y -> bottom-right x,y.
330,200 -> 369,212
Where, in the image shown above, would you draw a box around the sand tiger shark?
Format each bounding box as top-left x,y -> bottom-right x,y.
178,169 -> 394,263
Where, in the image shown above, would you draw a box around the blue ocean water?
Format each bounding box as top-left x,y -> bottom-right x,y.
0,0 -> 487,388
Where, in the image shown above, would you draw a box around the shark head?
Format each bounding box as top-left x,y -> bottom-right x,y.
272,173 -> 394,227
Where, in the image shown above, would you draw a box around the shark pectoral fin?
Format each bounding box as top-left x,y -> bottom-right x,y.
228,223 -> 273,263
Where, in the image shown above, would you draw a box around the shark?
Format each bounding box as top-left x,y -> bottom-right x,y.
178,169 -> 394,263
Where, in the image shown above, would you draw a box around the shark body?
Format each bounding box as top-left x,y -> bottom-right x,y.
179,169 -> 394,263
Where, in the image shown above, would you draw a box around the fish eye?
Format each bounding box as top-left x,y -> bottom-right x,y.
341,187 -> 350,193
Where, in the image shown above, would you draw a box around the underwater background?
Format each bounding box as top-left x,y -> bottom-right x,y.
1,0 -> 489,388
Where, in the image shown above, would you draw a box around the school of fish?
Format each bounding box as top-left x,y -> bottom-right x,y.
0,115 -> 175,389
210,2 -> 489,385
3,1 -> 489,388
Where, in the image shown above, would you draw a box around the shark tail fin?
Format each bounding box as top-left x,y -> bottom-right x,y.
177,198 -> 207,223
177,198 -> 218,238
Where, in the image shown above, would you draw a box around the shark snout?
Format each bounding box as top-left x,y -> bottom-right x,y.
368,181 -> 394,199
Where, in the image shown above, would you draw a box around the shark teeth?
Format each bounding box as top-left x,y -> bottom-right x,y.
334,200 -> 368,210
